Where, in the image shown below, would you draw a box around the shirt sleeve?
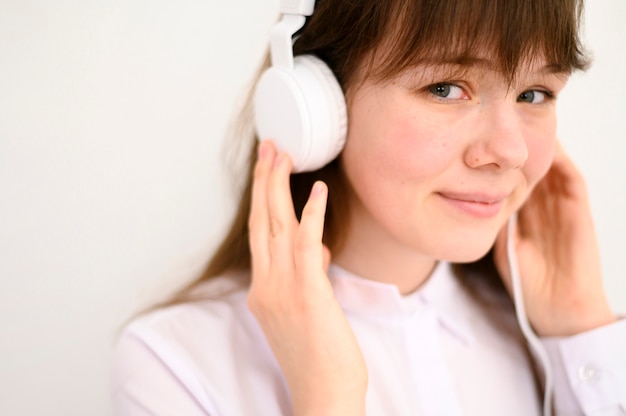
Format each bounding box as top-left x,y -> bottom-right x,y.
541,319 -> 626,415
111,331 -> 218,416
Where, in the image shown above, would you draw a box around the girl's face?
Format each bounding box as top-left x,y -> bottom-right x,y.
340,58 -> 568,264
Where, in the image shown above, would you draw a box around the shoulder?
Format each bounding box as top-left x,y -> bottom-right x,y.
111,272 -> 282,414
123,274 -> 247,340
115,272 -> 266,368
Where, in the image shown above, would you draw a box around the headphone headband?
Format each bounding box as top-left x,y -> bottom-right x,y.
271,0 -> 316,68
280,0 -> 315,16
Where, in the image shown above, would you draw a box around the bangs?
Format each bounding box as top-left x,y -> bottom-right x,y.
294,0 -> 589,92
368,0 -> 590,83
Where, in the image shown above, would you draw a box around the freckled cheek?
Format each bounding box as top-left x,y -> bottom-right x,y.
365,118 -> 454,180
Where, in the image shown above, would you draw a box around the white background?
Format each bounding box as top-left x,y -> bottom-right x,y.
0,1 -> 624,415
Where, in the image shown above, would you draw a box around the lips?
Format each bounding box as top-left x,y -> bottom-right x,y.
437,191 -> 508,218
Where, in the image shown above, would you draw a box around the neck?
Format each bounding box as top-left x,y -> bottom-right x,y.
333,207 -> 438,295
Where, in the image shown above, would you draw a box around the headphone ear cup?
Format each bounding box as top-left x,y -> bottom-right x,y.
253,55 -> 347,173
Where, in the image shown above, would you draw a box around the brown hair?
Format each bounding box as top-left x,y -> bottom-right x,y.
157,0 -> 589,308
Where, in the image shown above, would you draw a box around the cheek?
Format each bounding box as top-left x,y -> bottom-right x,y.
523,124 -> 557,186
344,100 -> 457,184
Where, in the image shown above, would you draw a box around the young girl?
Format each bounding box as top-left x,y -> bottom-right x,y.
112,0 -> 626,414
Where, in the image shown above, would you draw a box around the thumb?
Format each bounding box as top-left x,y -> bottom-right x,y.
322,244 -> 332,273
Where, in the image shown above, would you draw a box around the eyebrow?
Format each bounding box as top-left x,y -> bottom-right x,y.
414,57 -> 568,77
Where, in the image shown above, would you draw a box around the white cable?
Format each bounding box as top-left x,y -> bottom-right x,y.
507,213 -> 554,416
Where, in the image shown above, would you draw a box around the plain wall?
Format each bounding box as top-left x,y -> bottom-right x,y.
0,1 -> 624,415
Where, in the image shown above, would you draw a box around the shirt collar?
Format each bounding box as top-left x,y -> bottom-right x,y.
328,261 -> 474,345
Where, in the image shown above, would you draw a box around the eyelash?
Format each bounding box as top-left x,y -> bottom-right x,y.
516,89 -> 555,104
424,82 -> 556,104
426,83 -> 467,102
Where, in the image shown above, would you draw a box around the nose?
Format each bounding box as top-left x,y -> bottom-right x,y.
464,103 -> 529,170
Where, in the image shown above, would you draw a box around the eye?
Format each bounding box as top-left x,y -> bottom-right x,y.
517,90 -> 552,104
428,83 -> 466,100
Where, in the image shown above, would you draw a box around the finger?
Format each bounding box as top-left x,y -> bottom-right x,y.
248,141 -> 276,281
294,182 -> 328,278
322,244 -> 332,273
517,178 -> 550,241
518,144 -> 586,245
543,143 -> 596,247
267,151 -> 298,274
550,143 -> 588,200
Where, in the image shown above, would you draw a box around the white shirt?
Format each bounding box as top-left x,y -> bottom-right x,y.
111,262 -> 626,415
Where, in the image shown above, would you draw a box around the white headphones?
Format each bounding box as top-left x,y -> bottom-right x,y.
253,0 -> 348,173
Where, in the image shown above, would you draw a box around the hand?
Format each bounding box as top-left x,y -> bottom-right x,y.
494,143 -> 616,337
247,141 -> 368,416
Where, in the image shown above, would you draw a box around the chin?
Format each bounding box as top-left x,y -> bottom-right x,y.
430,233 -> 497,264
444,247 -> 492,264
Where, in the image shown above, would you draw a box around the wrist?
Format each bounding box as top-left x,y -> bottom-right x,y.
537,301 -> 617,337
294,391 -> 367,416
292,374 -> 368,416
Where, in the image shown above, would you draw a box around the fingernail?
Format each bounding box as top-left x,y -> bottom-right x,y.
311,181 -> 325,197
274,152 -> 283,168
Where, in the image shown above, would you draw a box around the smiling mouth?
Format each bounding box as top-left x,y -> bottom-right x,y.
437,192 -> 507,218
